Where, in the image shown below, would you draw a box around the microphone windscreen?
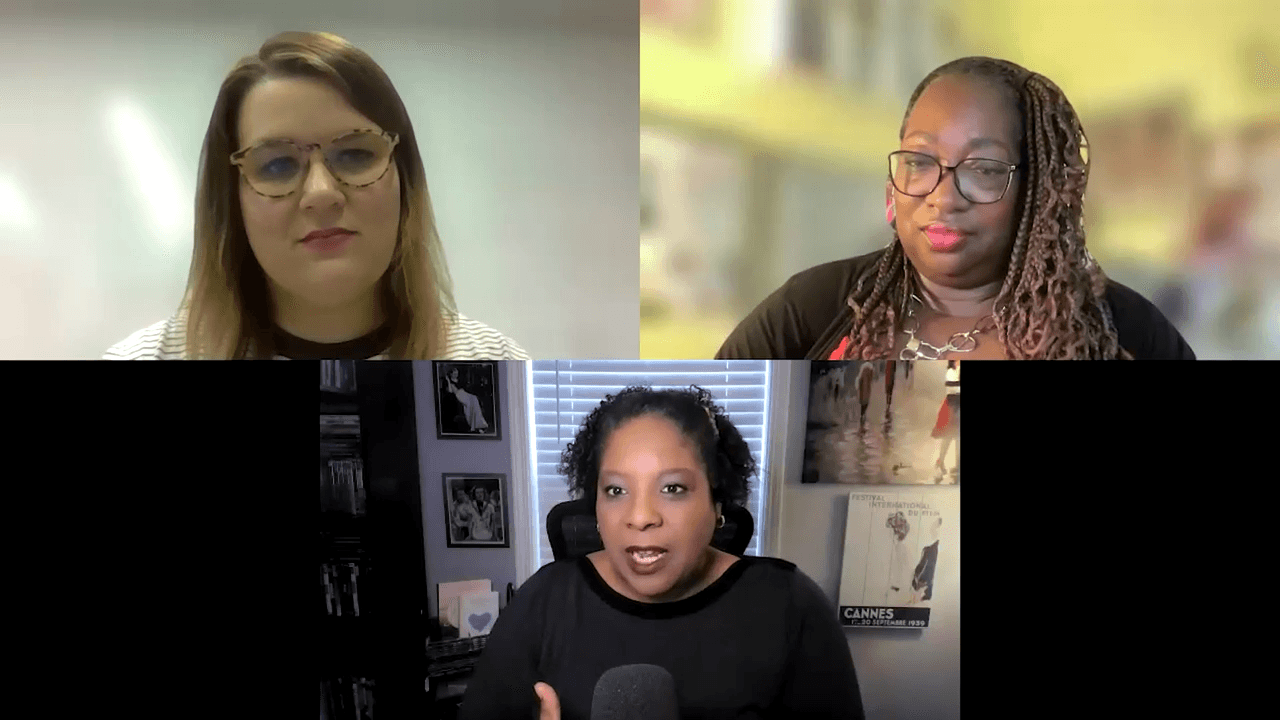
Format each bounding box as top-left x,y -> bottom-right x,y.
590,664 -> 680,720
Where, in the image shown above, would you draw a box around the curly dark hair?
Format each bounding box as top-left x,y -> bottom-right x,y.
842,56 -> 1131,360
558,385 -> 757,511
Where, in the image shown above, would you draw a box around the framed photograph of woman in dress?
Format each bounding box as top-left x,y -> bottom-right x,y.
432,361 -> 501,440
442,473 -> 510,548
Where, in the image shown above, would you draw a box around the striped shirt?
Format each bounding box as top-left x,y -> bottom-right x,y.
103,311 -> 530,360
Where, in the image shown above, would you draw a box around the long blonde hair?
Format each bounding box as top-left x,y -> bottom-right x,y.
184,31 -> 455,358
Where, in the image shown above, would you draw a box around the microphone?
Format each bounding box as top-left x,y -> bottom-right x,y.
590,664 -> 680,720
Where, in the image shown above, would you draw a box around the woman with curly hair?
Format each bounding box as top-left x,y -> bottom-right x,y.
460,386 -> 864,720
717,56 -> 1195,360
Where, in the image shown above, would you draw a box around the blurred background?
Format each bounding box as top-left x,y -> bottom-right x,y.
640,0 -> 1280,359
0,0 -> 638,359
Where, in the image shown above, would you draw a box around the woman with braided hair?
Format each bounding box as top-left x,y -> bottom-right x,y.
717,56 -> 1195,360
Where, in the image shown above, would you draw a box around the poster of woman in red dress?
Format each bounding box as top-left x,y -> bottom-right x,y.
930,361 -> 960,482
803,360 -> 958,485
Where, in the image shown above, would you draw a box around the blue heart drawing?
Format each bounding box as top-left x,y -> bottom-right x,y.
468,613 -> 492,632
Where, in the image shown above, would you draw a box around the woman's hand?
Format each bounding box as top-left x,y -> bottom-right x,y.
534,682 -> 561,720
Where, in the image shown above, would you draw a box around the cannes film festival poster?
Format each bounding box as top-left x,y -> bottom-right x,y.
803,360 -> 959,485
838,492 -> 947,629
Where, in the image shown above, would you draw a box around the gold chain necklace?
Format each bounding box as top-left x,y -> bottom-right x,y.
899,294 -> 996,360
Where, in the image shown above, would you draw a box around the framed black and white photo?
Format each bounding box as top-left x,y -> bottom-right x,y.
838,491 -> 948,629
432,361 -> 501,440
442,473 -> 510,548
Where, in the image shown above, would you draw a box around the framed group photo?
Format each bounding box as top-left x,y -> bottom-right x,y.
442,473 -> 510,548
432,361 -> 501,440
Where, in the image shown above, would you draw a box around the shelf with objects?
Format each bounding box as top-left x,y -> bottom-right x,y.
423,575 -> 515,713
424,633 -> 491,718
319,360 -> 429,720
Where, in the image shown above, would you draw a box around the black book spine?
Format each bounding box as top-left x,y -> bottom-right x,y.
339,564 -> 348,617
320,464 -> 328,513
346,677 -> 356,720
322,461 -> 330,513
352,565 -> 360,617
345,461 -> 356,515
335,565 -> 343,617
347,564 -> 355,617
325,564 -> 335,616
353,460 -> 365,516
343,677 -> 352,719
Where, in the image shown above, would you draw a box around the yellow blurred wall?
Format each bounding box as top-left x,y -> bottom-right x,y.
641,1 -> 902,174
640,0 -> 1279,357
958,0 -> 1279,131
643,0 -> 1279,166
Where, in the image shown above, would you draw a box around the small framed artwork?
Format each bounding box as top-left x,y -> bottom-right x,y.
803,360 -> 960,485
443,473 -> 510,548
432,361 -> 501,440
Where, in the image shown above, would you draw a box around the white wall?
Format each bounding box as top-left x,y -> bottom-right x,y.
774,361 -> 960,720
0,1 -> 638,358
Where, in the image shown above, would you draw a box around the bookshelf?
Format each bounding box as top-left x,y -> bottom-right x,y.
425,634 -> 490,717
320,361 -> 429,719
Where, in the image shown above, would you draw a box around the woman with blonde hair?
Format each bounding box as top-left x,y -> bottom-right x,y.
105,32 -> 527,360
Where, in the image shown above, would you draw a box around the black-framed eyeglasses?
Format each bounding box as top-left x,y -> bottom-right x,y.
888,150 -> 1018,205
230,128 -> 400,199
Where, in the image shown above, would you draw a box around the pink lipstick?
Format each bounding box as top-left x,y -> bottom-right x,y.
923,226 -> 966,252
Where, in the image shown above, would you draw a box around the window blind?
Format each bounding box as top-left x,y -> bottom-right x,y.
528,360 -> 771,572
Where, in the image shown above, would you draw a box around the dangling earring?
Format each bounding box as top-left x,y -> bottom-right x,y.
885,200 -> 898,250
716,514 -> 725,529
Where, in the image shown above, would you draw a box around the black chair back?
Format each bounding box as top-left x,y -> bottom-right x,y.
546,498 -> 754,561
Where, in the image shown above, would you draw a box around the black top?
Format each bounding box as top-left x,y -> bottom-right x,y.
457,555 -> 865,720
715,250 -> 1197,360
271,323 -> 392,359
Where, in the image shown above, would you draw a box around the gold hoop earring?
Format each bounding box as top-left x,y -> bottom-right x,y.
716,514 -> 725,529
